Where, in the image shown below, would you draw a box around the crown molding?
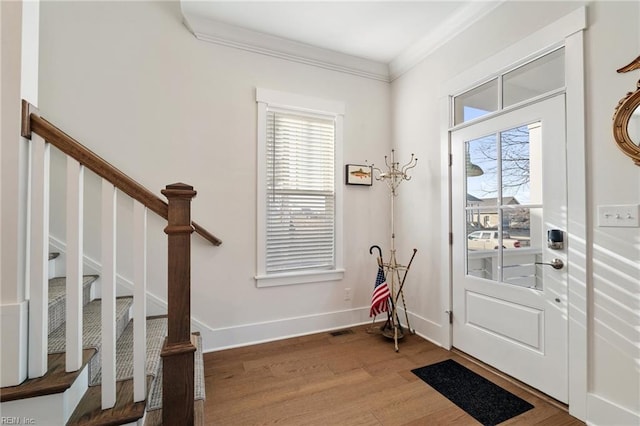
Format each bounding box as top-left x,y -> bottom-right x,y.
181,11 -> 390,82
389,1 -> 505,81
180,1 -> 506,84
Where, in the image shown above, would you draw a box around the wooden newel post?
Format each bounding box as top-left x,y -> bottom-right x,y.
160,183 -> 197,425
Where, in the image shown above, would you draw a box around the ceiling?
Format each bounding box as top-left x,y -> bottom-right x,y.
180,1 -> 504,81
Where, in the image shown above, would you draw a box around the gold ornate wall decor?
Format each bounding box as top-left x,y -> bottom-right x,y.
613,55 -> 640,166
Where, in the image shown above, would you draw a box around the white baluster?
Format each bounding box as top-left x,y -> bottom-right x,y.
133,202 -> 147,402
66,160 -> 84,372
101,181 -> 117,408
28,135 -> 50,378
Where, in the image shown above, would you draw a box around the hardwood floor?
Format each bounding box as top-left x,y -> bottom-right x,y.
203,323 -> 584,425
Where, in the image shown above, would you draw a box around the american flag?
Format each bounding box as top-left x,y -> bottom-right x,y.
369,264 -> 390,317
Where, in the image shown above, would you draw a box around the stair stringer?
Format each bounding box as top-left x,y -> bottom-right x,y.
0,363 -> 89,425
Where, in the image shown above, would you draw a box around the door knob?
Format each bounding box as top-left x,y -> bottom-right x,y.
535,258 -> 564,270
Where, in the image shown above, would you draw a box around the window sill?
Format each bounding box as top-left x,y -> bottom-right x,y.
255,269 -> 345,288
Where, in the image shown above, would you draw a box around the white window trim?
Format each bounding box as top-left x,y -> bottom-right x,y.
255,88 -> 345,287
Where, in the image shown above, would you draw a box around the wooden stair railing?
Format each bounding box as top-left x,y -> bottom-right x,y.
21,100 -> 222,246
162,184 -> 197,425
20,99 -> 214,423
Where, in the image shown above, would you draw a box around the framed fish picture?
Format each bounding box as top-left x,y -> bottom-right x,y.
345,164 -> 373,186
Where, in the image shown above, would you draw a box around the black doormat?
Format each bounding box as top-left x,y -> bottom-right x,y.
411,359 -> 534,425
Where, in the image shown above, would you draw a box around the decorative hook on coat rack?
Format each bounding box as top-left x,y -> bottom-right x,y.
368,149 -> 418,196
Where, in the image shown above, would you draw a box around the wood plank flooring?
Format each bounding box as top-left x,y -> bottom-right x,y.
203,323 -> 585,425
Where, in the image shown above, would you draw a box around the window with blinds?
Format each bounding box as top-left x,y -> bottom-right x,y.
256,88 -> 344,287
265,110 -> 336,273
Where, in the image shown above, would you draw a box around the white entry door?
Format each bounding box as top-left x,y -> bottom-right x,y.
452,95 -> 568,403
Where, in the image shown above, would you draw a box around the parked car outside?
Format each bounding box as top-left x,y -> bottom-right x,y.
467,230 -> 521,250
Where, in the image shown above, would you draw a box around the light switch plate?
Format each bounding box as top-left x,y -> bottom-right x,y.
597,204 -> 640,227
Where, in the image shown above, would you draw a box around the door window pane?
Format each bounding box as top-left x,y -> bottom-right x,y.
465,135 -> 498,207
500,121 -> 542,205
501,207 -> 544,290
465,133 -> 500,283
454,79 -> 498,125
503,48 -> 564,108
466,227 -> 499,282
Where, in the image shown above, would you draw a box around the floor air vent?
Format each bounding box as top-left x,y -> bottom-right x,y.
329,329 -> 354,337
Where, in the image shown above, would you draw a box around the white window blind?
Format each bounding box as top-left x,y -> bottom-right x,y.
265,110 -> 336,273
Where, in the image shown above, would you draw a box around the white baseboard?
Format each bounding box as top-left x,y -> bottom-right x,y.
587,393 -> 640,426
404,310 -> 446,348
200,306 -> 374,352
0,300 -> 28,387
199,307 -> 447,353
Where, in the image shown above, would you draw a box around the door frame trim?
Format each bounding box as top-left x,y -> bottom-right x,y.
438,6 -> 588,420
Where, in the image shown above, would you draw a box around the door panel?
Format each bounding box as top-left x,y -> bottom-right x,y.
452,95 -> 568,402
465,291 -> 543,350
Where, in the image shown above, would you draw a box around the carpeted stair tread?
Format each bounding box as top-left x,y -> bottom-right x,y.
67,318 -> 169,426
48,276 -> 96,309
146,332 -> 205,412
48,297 -> 133,354
90,317 -> 167,385
48,296 -> 133,385
48,275 -> 97,333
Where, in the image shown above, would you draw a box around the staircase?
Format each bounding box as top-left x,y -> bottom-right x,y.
1,267 -> 205,424
0,101 -> 218,424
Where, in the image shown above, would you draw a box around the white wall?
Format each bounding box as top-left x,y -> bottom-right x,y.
1,0 -> 23,305
585,2 -> 640,422
38,1 -> 391,350
0,0 -> 29,388
392,0 -> 639,424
